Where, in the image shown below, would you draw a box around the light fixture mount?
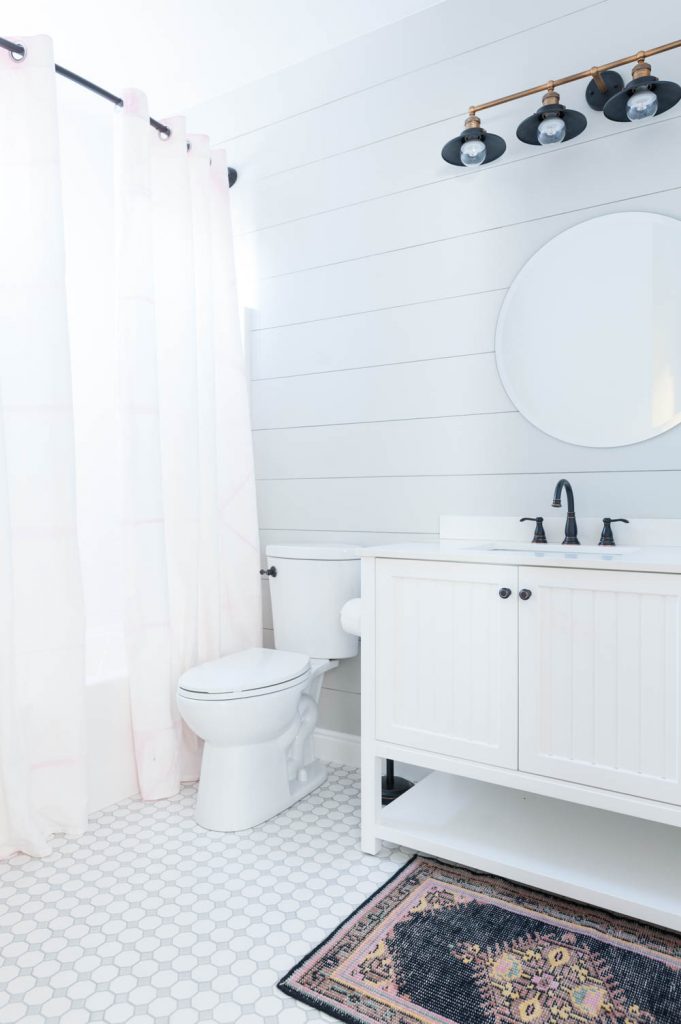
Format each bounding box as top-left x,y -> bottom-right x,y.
585,68 -> 624,111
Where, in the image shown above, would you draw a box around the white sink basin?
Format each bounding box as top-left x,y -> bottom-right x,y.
476,542 -> 639,555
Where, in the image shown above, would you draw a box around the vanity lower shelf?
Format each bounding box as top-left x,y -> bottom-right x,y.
376,771 -> 681,932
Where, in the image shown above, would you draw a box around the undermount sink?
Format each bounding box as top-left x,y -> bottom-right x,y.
475,542 -> 640,555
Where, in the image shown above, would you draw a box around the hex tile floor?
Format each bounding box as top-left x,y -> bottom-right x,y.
0,763 -> 410,1024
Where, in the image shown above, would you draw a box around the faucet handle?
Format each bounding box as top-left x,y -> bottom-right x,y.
599,517 -> 629,547
520,516 -> 547,544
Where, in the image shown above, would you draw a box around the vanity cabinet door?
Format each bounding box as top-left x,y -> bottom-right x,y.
519,566 -> 681,805
374,559 -> 518,768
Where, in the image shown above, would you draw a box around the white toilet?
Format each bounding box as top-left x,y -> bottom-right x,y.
177,544 -> 361,831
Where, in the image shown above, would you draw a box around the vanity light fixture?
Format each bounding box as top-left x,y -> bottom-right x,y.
516,88 -> 586,146
442,38 -> 681,170
441,113 -> 506,166
602,57 -> 681,122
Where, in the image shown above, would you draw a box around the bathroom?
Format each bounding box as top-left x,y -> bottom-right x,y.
1,0 -> 681,1021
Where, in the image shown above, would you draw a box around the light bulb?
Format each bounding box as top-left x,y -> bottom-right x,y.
626,86 -> 658,120
460,137 -> 486,166
537,113 -> 566,145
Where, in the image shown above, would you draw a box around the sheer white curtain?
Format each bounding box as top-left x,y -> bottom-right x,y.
0,40 -> 261,853
115,92 -> 262,800
0,37 -> 87,857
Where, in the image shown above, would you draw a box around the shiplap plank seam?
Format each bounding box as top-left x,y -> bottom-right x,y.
249,287 -> 507,332
237,110 -> 681,235
263,182 -> 681,280
217,2 -> 605,146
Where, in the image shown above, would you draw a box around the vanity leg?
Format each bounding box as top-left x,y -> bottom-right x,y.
361,753 -> 382,855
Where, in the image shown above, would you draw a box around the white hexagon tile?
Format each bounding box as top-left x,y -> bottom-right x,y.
0,763 -> 410,1023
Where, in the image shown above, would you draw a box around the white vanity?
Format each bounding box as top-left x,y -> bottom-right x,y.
360,517 -> 681,932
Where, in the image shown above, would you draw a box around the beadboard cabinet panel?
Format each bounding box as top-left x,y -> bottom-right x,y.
375,559 -> 518,767
519,567 -> 681,804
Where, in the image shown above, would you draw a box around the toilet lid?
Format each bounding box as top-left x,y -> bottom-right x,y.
178,647 -> 310,698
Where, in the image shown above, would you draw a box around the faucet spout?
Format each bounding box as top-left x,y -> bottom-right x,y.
551,478 -> 579,545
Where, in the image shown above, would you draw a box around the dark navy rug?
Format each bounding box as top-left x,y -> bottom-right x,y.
279,855 -> 680,1024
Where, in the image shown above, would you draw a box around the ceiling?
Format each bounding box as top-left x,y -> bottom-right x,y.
3,0 -> 442,112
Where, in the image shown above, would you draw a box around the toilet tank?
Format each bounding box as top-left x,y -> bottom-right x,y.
265,544 -> 361,659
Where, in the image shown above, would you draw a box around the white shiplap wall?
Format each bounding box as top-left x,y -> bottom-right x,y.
187,0 -> 681,735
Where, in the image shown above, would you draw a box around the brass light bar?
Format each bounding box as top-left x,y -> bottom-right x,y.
442,37 -> 681,166
469,39 -> 681,115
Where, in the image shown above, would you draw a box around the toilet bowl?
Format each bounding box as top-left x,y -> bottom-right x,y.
178,648 -> 333,831
177,544 -> 361,831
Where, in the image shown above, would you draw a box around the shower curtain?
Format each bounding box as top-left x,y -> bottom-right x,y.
0,37 -> 87,857
115,93 -> 262,799
0,38 -> 262,854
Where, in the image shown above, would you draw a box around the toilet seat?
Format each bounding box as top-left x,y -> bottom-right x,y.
178,647 -> 310,701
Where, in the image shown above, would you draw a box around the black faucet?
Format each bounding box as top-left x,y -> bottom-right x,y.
551,478 -> 579,545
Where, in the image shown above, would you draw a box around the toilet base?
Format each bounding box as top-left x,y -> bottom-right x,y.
195,741 -> 328,832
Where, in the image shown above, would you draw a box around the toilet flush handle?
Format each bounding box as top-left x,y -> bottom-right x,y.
259,566 -> 277,578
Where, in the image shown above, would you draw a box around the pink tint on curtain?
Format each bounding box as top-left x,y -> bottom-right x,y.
0,36 -> 87,856
115,90 -> 180,800
114,101 -> 262,800
209,147 -> 263,656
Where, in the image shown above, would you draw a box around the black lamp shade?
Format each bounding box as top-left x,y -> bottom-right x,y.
441,127 -> 506,166
602,73 -> 681,121
516,101 -> 587,145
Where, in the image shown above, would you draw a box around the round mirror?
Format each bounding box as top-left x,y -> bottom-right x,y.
495,212 -> 681,447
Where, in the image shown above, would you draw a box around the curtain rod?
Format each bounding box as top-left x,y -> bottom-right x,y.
0,35 -> 237,187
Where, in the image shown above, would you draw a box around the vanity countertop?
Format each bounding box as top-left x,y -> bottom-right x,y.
361,541 -> 681,574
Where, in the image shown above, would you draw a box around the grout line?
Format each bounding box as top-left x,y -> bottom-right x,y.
263,183 -> 681,280
239,109 -> 681,237
251,350 -> 496,382
252,409 -> 516,432
250,287 -> 508,332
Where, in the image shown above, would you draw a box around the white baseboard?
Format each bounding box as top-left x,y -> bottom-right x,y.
314,730 -> 432,785
314,727 -> 361,768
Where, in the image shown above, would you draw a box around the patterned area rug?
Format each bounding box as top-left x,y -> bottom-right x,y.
278,855 -> 681,1024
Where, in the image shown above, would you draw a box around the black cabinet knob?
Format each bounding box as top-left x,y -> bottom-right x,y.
498,587 -> 512,599
259,566 -> 277,578
519,589 -> 532,601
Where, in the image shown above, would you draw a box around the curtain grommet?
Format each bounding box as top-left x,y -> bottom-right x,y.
9,46 -> 26,61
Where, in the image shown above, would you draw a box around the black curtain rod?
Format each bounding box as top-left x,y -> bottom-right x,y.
0,35 -> 237,186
